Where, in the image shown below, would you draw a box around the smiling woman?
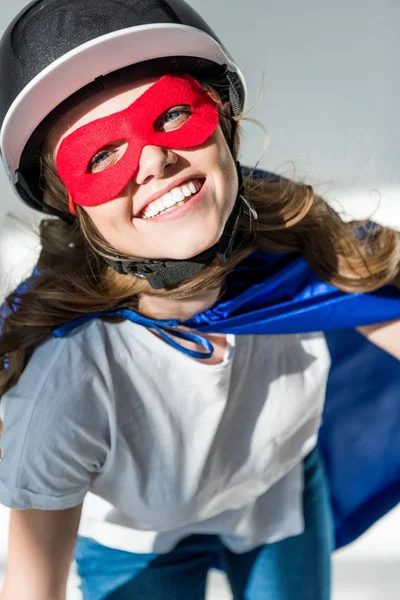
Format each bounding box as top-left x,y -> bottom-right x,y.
46,71 -> 237,262
0,1 -> 400,600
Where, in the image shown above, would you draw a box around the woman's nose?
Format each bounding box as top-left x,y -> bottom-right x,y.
135,145 -> 177,185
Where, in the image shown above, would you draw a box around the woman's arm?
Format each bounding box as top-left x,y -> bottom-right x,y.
357,319 -> 400,360
0,503 -> 83,600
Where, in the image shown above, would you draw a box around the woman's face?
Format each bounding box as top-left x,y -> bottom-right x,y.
47,75 -> 238,260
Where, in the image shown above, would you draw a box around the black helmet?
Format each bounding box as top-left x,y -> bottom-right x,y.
0,0 -> 252,289
0,0 -> 246,218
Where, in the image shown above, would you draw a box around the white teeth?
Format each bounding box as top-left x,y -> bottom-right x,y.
172,187 -> 185,203
143,205 -> 153,217
148,204 -> 158,216
153,199 -> 165,213
163,192 -> 176,208
140,179 -> 203,218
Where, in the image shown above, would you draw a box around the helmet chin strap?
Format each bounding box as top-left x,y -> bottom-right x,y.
103,160 -> 257,289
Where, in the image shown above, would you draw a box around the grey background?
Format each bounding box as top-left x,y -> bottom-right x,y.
0,2 -> 399,598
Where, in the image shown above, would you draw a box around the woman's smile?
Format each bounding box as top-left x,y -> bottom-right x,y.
133,177 -> 206,222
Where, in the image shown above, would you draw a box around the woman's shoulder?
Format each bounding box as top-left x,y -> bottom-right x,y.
3,317 -> 122,410
35,316 -> 111,367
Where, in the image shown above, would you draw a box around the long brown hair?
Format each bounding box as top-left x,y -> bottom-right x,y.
1,78 -> 399,396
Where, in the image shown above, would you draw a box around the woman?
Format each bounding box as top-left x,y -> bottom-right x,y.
0,1 -> 399,599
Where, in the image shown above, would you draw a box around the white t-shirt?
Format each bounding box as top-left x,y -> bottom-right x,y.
0,319 -> 331,554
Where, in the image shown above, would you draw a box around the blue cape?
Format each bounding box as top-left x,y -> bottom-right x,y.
2,170 -> 400,550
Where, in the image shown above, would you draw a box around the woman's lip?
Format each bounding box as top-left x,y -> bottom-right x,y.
133,179 -> 207,223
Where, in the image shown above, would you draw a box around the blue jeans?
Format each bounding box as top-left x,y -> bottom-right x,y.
74,447 -> 334,600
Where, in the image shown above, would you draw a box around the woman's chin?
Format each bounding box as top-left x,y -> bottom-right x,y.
131,234 -> 221,261
163,237 -> 221,260
110,221 -> 223,260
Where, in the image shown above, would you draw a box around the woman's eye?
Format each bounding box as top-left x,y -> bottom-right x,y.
154,105 -> 191,132
89,150 -> 114,171
88,142 -> 127,173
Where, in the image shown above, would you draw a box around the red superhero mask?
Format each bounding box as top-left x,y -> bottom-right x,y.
55,74 -> 219,214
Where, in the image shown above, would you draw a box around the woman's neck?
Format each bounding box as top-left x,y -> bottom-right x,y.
138,284 -> 223,322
